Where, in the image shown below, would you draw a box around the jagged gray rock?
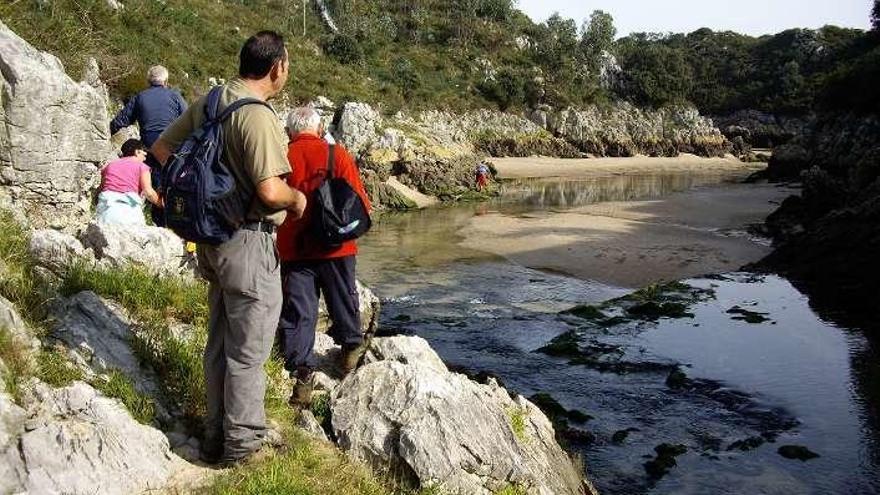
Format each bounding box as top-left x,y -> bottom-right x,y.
331,336 -> 587,495
51,291 -> 167,420
11,380 -> 189,494
363,335 -> 447,373
0,20 -> 110,229
0,391 -> 27,495
28,228 -> 89,273
335,102 -> 381,156
80,221 -> 191,277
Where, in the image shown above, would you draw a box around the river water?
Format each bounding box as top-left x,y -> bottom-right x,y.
356,171 -> 880,495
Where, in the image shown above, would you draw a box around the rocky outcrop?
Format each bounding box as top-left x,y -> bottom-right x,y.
0,20 -> 110,229
1,380 -> 190,495
80,222 -> 191,277
754,112 -> 880,322
330,335 -> 590,495
541,103 -> 729,157
29,222 -> 191,277
712,110 -> 810,148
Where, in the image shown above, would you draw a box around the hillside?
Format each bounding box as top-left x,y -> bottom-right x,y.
1,0 -> 876,119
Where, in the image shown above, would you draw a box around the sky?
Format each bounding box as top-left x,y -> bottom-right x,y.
516,0 -> 873,37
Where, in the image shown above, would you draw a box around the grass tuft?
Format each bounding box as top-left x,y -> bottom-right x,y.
95,369 -> 156,424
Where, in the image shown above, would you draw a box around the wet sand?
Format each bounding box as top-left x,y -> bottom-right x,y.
462,157 -> 790,288
492,153 -> 764,179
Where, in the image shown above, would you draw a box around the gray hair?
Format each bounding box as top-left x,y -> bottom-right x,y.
147,65 -> 169,85
286,107 -> 322,134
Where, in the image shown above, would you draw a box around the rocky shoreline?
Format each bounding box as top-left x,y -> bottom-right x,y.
749,111 -> 880,326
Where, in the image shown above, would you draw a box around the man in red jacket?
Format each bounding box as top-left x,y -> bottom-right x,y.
276,107 -> 372,407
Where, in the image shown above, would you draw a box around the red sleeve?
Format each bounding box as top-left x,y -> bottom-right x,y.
336,145 -> 372,213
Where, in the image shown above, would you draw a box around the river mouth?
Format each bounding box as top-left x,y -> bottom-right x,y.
357,169 -> 880,494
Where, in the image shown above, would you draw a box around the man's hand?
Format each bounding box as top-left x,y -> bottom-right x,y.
288,188 -> 307,220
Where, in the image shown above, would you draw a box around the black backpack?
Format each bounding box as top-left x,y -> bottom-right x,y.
161,86 -> 271,244
311,144 -> 371,246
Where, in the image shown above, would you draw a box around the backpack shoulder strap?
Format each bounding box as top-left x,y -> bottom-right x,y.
216,96 -> 273,123
326,143 -> 335,180
203,86 -> 224,121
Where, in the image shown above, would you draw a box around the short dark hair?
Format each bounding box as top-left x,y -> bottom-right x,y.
239,31 -> 286,79
120,138 -> 146,157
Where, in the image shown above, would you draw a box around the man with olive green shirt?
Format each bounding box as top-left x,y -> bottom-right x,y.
152,31 -> 306,465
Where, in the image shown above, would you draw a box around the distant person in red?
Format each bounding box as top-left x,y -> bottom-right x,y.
276,107 -> 372,407
96,139 -> 162,225
475,161 -> 491,191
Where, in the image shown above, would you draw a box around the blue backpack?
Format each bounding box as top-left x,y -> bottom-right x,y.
161,86 -> 272,245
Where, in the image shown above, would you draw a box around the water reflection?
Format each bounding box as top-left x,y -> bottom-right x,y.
500,173 -> 746,209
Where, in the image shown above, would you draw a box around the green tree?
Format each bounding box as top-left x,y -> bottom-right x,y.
580,10 -> 616,72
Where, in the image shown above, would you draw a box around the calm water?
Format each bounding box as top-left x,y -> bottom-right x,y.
357,172 -> 880,495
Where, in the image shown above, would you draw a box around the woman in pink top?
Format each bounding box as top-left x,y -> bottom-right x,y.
96,139 -> 162,225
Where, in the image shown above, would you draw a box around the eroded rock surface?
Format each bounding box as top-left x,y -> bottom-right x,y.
0,20 -> 110,229
331,335 -> 589,495
80,221 -> 191,277
7,381 -> 188,495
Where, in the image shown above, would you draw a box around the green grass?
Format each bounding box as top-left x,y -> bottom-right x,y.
95,369 -> 157,424
0,210 -> 50,327
506,406 -> 529,444
36,345 -> 85,387
0,327 -> 33,401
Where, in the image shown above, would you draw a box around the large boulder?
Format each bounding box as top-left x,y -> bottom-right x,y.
80,222 -> 191,277
6,380 -> 190,494
0,20 -> 110,229
331,335 -> 589,495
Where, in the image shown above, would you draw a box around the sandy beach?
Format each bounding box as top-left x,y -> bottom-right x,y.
461,156 -> 788,288
491,153 -> 765,179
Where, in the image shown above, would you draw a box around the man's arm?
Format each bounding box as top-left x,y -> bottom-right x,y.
256,177 -> 306,219
110,95 -> 138,135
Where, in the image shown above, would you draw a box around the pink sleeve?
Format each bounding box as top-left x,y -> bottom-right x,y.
140,163 -> 150,174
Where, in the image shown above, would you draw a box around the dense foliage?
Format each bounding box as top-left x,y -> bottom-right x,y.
0,0 -> 877,116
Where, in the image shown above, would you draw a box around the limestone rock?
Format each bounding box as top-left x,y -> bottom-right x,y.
296,410 -> 329,442
0,20 -> 110,229
15,381 -> 187,495
80,222 -> 190,277
29,228 -> 88,272
0,391 -> 27,494
51,291 -> 166,417
0,295 -> 39,353
335,102 -> 381,156
331,336 -> 586,495
363,335 -> 447,373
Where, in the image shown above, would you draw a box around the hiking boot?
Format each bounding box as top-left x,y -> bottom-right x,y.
340,339 -> 370,375
218,446 -> 272,468
288,367 -> 313,409
198,439 -> 223,465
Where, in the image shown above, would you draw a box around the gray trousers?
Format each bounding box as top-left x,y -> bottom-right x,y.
197,229 -> 281,459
